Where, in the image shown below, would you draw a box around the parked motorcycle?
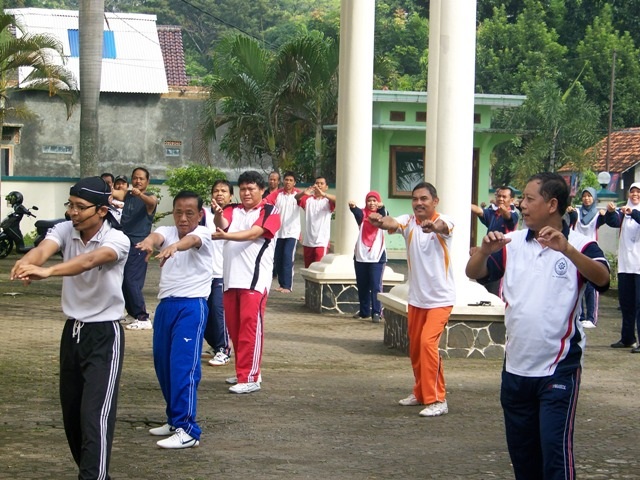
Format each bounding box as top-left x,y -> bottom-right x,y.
0,191 -> 39,258
33,217 -> 67,247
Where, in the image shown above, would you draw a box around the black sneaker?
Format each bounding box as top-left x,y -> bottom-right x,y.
372,314 -> 381,324
611,340 -> 638,348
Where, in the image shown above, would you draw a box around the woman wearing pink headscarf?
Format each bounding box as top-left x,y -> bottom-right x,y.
348,191 -> 387,323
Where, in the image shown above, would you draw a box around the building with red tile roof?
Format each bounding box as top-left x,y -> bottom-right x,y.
559,128 -> 640,200
157,25 -> 189,87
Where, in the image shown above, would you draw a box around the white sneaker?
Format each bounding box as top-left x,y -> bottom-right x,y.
126,319 -> 152,330
398,393 -> 420,406
581,320 -> 596,329
156,428 -> 199,449
149,424 -> 175,436
229,382 -> 261,394
419,400 -> 448,417
225,374 -> 261,385
208,351 -> 230,366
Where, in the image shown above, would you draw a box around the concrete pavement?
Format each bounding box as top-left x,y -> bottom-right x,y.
0,256 -> 638,479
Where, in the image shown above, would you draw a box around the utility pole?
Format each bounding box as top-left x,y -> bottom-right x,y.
606,49 -> 616,173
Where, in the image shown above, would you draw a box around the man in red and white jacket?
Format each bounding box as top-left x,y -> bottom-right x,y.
295,176 -> 336,268
265,171 -> 302,292
212,170 -> 281,394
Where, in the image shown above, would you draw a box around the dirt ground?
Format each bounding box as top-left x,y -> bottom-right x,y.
0,255 -> 638,480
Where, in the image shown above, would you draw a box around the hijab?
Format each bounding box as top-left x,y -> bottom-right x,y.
361,191 -> 382,249
625,182 -> 640,211
579,187 -> 598,225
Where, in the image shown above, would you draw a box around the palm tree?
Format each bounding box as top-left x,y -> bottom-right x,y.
78,0 -> 104,176
494,78 -> 600,188
201,33 -> 339,174
0,12 -> 78,133
201,35 -> 281,170
274,33 -> 339,176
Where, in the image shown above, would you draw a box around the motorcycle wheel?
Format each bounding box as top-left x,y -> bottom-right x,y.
0,238 -> 13,258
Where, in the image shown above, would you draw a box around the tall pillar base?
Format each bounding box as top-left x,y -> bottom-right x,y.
300,254 -> 405,315
378,280 -> 506,359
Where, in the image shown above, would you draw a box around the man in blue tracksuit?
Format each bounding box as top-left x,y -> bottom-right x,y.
136,190 -> 213,449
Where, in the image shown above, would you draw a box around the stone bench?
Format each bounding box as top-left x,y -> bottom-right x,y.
379,284 -> 506,360
300,254 -> 405,314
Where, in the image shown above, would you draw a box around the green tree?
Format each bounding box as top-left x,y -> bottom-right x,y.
476,0 -> 567,94
201,33 -> 338,175
273,33 -> 338,175
493,78 -> 600,188
0,11 -> 77,132
578,170 -> 600,194
374,3 -> 428,90
201,35 -> 281,169
574,4 -> 640,129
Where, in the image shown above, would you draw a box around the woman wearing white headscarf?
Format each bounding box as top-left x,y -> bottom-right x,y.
605,182 -> 640,352
567,187 -> 606,328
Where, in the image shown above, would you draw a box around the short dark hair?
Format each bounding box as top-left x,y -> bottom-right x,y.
100,173 -> 114,183
212,179 -> 234,195
496,186 -> 513,198
527,172 -> 569,215
132,167 -> 150,180
173,190 -> 203,210
283,171 -> 296,181
315,176 -> 327,183
238,170 -> 266,190
269,171 -> 281,179
412,181 -> 438,199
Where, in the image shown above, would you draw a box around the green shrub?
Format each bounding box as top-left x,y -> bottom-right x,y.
23,229 -> 38,246
164,165 -> 226,204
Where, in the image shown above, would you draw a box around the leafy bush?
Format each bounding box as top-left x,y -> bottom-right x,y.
578,170 -> 600,194
164,165 -> 227,204
146,185 -> 163,203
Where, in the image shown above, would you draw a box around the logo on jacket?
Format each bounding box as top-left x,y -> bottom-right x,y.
554,258 -> 568,277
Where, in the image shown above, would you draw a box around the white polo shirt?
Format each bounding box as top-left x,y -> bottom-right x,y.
204,207 -> 224,278
611,210 -> 640,274
153,225 -> 214,299
484,227 -> 609,377
392,213 -> 456,308
221,201 -> 281,292
573,210 -> 603,241
47,220 -> 129,323
299,195 -> 335,247
265,188 -> 302,239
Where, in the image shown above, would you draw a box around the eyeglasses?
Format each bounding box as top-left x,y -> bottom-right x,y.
64,202 -> 97,213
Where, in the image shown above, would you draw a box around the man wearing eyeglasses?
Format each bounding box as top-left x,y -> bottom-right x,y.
212,170 -> 281,394
11,177 -> 129,480
111,167 -> 158,330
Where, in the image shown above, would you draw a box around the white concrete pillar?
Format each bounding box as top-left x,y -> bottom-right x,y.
333,0 -> 375,255
302,0 -> 403,288
380,0 -> 502,321
433,0 -> 476,292
424,0 -> 441,184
